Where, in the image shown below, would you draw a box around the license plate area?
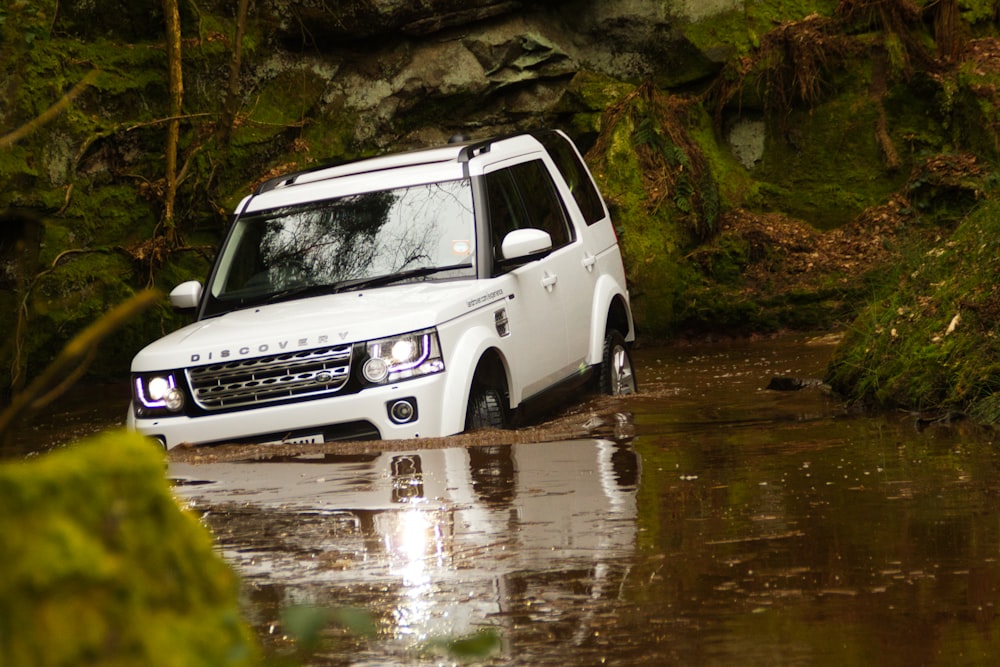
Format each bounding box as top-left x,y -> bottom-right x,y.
262,433 -> 323,446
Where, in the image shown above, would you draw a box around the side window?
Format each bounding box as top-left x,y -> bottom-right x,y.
484,159 -> 573,274
508,160 -> 572,249
536,132 -> 606,226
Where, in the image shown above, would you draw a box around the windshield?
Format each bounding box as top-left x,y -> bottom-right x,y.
205,179 -> 476,315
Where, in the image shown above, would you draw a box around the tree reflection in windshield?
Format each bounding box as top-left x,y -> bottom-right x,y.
209,179 -> 475,311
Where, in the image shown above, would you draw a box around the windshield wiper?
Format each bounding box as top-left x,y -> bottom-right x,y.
263,283 -> 344,304
261,263 -> 472,305
339,262 -> 473,292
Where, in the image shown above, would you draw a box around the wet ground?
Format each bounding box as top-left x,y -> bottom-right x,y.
162,333 -> 1000,666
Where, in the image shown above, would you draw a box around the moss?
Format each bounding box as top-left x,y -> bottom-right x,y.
296,101 -> 364,163
754,88 -> 909,229
675,283 -> 781,334
0,430 -> 258,666
949,51 -> 1000,160
0,144 -> 37,195
960,0 -> 1000,26
681,0 -> 840,59
554,70 -> 635,141
560,70 -> 634,113
827,194 -> 1000,418
51,186 -> 156,252
240,68 -> 328,139
587,102 -> 690,336
688,231 -> 751,285
685,106 -> 756,210
53,0 -> 168,41
674,270 -> 867,336
883,73 -> 951,153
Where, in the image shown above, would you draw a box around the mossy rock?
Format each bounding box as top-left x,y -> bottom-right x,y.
753,91 -> 910,229
0,430 -> 258,667
586,83 -> 727,337
590,112 -> 688,336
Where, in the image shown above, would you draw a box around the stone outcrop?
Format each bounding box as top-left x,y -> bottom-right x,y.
237,1 -> 737,146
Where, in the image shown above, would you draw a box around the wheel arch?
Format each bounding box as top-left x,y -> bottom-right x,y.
606,294 -> 633,339
439,328 -> 513,434
470,347 -> 509,395
587,275 -> 635,364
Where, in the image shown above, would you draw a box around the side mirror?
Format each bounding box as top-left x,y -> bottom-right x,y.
169,280 -> 203,310
501,228 -> 552,261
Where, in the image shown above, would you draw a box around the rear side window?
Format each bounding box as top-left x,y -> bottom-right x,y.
536,132 -> 606,226
484,159 -> 573,271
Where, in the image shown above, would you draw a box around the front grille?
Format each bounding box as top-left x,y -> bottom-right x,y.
187,345 -> 353,411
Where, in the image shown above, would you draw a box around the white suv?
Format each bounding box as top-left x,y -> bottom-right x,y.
128,130 -> 636,449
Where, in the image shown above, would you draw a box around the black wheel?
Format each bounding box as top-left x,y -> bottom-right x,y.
466,385 -> 506,430
599,330 -> 637,396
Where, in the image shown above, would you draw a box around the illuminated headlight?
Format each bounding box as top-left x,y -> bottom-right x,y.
362,328 -> 444,384
133,373 -> 186,415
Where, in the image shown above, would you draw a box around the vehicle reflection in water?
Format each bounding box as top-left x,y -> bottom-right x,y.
171,438 -> 640,662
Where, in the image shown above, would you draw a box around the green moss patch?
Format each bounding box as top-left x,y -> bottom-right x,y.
827,191 -> 1000,419
586,83 -> 722,336
0,430 -> 258,666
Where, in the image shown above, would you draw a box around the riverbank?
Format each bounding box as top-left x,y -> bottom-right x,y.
828,195 -> 1000,424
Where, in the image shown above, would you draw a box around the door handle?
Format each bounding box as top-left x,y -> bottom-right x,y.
582,253 -> 596,272
541,271 -> 558,291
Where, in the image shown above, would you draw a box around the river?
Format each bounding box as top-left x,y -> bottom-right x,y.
22,334 -> 1000,665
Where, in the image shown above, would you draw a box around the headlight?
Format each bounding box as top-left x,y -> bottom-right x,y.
362,329 -> 444,384
133,373 -> 186,416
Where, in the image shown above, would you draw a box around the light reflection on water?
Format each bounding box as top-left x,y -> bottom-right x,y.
173,438 -> 641,664
172,334 -> 1000,665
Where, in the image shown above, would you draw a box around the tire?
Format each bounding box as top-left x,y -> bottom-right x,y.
466,385 -> 506,431
599,330 -> 637,396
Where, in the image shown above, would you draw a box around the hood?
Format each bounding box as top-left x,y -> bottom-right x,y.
132,280 -> 505,372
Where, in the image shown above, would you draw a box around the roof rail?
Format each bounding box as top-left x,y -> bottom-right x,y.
457,138 -> 495,163
255,129 -> 553,194
457,128 -> 559,163
254,157 -> 364,194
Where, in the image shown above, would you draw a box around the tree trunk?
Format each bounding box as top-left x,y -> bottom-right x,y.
934,0 -> 961,63
217,0 -> 250,146
162,0 -> 183,244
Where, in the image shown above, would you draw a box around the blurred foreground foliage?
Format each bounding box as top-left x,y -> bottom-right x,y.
0,430 -> 259,667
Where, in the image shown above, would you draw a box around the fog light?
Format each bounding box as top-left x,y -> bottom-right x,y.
388,398 -> 417,424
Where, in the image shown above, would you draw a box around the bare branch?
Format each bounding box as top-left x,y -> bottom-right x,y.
0,70 -> 99,149
0,289 -> 163,451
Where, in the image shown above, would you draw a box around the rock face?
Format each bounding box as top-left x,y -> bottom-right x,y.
264,0 -> 531,40
1,0 -> 749,390
233,0 -> 736,147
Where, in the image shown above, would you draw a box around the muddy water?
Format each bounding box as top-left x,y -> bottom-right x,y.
164,334 -> 1000,664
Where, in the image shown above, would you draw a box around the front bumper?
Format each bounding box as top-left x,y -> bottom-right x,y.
128,374 -> 454,449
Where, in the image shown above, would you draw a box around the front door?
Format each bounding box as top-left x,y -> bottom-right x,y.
483,160 -> 580,399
